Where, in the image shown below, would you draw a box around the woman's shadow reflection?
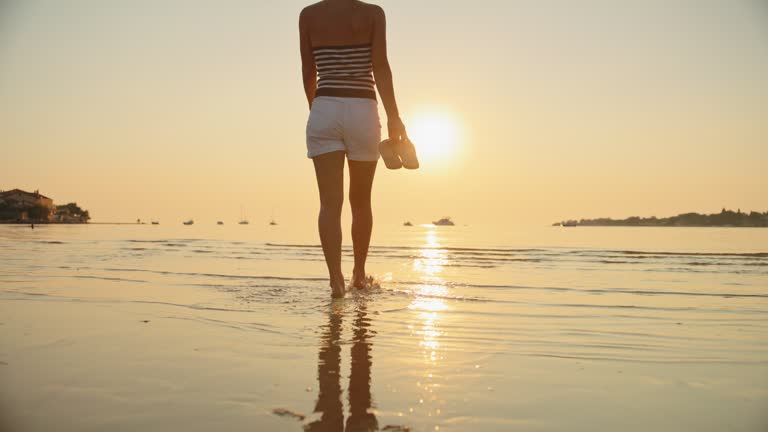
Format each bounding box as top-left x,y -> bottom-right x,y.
305,300 -> 378,432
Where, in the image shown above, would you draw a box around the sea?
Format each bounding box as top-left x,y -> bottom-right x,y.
0,223 -> 766,431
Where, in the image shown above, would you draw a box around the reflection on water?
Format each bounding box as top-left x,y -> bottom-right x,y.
408,229 -> 447,423
413,229 -> 447,277
306,305 -> 344,431
306,301 -> 377,432
411,229 -> 449,309
347,302 -> 377,432
307,229 -> 450,431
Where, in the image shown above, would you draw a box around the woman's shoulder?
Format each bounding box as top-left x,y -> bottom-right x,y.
300,2 -> 323,17
358,1 -> 384,15
301,1 -> 384,16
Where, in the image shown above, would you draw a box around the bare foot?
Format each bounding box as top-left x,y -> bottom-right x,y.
352,271 -> 378,290
352,270 -> 367,289
330,277 -> 346,298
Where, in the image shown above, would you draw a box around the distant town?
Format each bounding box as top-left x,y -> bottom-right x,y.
555,208 -> 768,228
0,189 -> 90,224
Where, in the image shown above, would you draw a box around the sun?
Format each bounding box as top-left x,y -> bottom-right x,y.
406,112 -> 460,163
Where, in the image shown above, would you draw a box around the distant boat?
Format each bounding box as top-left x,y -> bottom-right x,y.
403,221 -> 413,226
183,220 -> 194,226
269,220 -> 278,226
239,206 -> 249,225
151,221 -> 159,225
217,221 -> 224,225
269,209 -> 278,226
433,217 -> 455,226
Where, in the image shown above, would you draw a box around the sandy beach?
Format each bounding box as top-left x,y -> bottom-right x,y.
1,224 -> 766,431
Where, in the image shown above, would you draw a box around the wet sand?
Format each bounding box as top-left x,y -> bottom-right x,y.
1,224 -> 767,431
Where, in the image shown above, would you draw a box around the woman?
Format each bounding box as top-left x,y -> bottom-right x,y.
300,0 -> 407,298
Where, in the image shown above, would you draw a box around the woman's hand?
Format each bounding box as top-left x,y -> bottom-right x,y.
388,117 -> 408,141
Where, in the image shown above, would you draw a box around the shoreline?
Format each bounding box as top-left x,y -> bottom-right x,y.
1,222 -> 183,226
557,225 -> 768,228
3,221 -> 768,229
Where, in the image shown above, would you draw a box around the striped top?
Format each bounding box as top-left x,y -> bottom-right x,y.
313,44 -> 376,100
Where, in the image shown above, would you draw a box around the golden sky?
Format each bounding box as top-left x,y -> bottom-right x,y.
1,0 -> 766,225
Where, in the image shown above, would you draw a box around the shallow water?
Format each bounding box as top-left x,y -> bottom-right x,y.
1,224 -> 767,431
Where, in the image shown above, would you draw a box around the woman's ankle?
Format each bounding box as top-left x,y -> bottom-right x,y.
329,276 -> 345,298
352,268 -> 368,289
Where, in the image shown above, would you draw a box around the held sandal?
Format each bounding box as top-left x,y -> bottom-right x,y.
379,139 -> 403,169
397,138 -> 419,170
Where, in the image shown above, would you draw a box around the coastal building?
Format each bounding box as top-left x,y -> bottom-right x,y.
53,206 -> 89,223
0,189 -> 56,222
0,189 -> 55,210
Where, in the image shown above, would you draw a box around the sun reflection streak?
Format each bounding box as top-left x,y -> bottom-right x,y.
413,229 -> 447,277
409,228 -> 449,359
406,227 -> 451,428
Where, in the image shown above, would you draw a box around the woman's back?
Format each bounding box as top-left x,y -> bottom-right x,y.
301,1 -> 384,101
301,0 -> 378,47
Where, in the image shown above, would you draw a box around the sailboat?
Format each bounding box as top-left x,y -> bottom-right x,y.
239,206 -> 249,225
269,209 -> 278,226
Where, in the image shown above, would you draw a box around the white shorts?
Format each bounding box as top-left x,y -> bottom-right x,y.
306,96 -> 381,161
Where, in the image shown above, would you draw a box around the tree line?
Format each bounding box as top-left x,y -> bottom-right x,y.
558,208 -> 768,227
0,202 -> 90,223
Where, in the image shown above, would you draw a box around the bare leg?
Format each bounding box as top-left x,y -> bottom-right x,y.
313,151 -> 346,298
348,159 -> 377,289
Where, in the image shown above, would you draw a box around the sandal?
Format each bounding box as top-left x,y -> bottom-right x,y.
379,139 -> 403,169
397,138 -> 419,170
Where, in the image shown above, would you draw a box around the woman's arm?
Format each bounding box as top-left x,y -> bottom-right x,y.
371,6 -> 407,140
299,8 -> 317,109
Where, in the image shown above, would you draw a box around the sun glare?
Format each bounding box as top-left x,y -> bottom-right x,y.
407,112 -> 460,163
